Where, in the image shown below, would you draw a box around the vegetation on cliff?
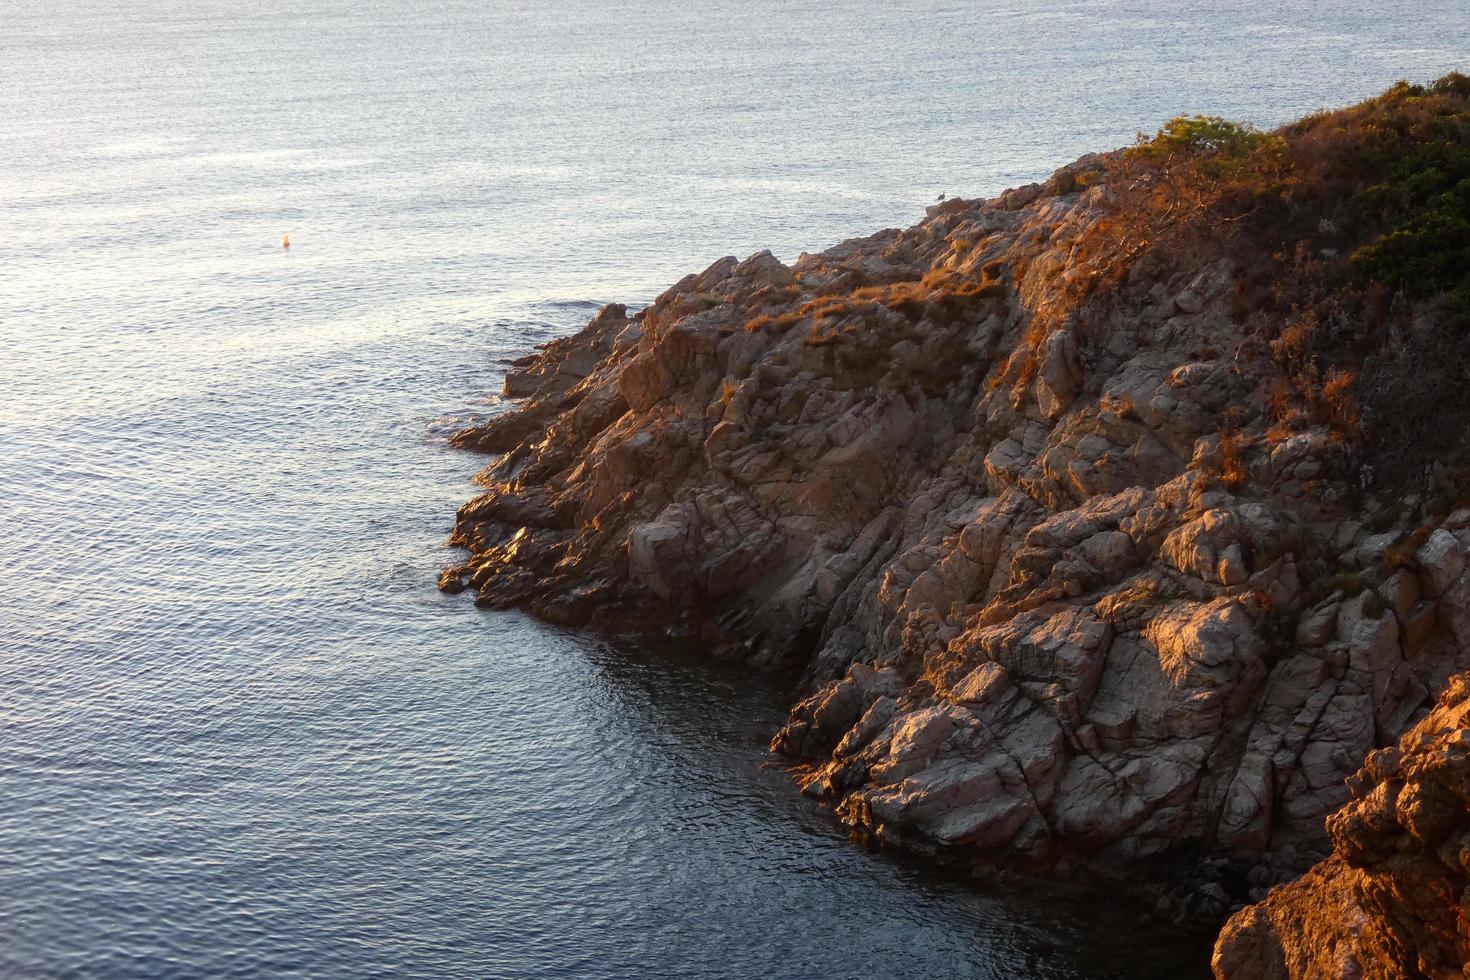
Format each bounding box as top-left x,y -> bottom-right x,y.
1084,73 -> 1470,480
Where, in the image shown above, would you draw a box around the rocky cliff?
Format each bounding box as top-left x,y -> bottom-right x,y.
443,76 -> 1470,966
1213,675 -> 1470,978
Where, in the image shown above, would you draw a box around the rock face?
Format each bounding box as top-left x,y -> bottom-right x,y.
1212,674 -> 1470,979
443,80 -> 1470,937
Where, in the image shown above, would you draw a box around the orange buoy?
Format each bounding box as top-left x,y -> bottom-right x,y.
282,234 -> 290,249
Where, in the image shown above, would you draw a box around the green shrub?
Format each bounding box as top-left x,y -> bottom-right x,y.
1349,183 -> 1470,324
1316,74 -> 1470,327
1130,115 -> 1284,170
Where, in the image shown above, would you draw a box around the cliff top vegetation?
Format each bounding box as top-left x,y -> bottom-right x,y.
1077,72 -> 1470,484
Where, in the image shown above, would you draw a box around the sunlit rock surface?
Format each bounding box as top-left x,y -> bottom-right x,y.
1212,675 -> 1470,978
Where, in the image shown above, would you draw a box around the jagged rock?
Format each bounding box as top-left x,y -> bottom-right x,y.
1213,675 -> 1470,979
1036,327 -> 1082,420
1415,528 -> 1465,598
1295,599 -> 1340,648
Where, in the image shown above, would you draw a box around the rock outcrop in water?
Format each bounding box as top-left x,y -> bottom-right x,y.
444,76 -> 1470,965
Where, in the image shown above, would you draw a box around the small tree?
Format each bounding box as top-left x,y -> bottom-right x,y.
1130,115 -> 1280,167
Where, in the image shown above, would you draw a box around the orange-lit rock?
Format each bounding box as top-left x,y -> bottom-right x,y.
1212,674 -> 1470,979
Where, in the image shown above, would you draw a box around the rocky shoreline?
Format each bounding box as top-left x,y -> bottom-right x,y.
444,77 -> 1470,977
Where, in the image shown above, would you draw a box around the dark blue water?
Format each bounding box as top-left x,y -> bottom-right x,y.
2,0 -> 1465,976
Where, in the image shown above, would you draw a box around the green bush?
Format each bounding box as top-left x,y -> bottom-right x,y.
1133,115 -> 1275,158
1349,181 -> 1470,323
1335,75 -> 1470,326
1128,115 -> 1286,181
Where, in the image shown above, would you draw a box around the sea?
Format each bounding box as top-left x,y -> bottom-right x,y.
2,1 -> 1465,976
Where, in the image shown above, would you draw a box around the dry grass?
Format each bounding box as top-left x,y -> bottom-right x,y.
1383,527 -> 1432,570
1218,429 -> 1248,489
1318,368 -> 1359,433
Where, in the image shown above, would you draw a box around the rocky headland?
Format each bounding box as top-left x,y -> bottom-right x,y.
443,76 -> 1470,975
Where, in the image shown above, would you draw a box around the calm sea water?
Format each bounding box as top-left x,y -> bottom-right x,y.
2,1 -> 1464,977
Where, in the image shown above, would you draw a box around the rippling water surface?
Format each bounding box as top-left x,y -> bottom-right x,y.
3,1 -> 1466,976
